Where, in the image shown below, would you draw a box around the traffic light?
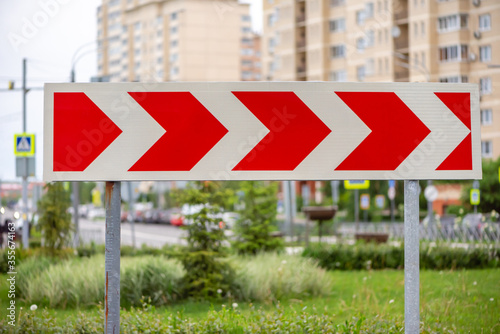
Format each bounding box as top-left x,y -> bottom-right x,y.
8,81 -> 14,90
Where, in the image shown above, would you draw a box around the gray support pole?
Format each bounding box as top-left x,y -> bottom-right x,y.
73,182 -> 80,248
287,181 -> 294,241
391,197 -> 395,223
354,189 -> 359,232
21,58 -> 29,249
331,180 -> 339,205
404,180 -> 420,334
427,180 -> 433,224
127,182 -> 136,249
70,69 -> 80,249
105,181 -> 121,334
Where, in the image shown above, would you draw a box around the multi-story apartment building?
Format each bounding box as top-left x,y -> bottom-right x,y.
241,33 -> 263,81
263,0 -> 500,159
96,0 -> 255,82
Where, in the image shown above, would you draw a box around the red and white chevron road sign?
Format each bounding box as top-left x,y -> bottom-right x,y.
43,82 -> 481,181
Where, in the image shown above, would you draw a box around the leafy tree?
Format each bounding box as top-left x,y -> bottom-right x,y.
37,182 -> 74,252
233,181 -> 284,255
177,181 -> 236,300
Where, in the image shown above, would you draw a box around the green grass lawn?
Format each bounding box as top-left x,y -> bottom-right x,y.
2,269 -> 498,332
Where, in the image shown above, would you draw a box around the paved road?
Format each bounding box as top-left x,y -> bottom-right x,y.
79,218 -> 187,247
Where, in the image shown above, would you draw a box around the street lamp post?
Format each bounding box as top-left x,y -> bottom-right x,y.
70,41 -> 99,248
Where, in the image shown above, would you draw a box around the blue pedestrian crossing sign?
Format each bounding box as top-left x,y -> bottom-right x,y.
14,133 -> 35,157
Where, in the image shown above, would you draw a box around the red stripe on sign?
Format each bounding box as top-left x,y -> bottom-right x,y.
53,92 -> 122,171
232,92 -> 332,171
437,133 -> 472,170
435,92 -> 472,170
335,92 -> 430,171
128,92 -> 228,171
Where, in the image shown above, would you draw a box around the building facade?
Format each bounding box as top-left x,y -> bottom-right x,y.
97,0 -> 257,82
263,0 -> 500,159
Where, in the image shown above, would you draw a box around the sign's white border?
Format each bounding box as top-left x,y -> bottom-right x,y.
44,82 -> 481,181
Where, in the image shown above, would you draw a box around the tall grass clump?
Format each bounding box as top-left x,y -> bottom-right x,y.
18,255 -> 104,308
17,255 -> 184,309
234,253 -> 332,302
121,256 -> 185,307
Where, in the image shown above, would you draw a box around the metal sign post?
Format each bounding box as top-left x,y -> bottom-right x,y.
105,181 -> 121,334
405,180 -> 420,334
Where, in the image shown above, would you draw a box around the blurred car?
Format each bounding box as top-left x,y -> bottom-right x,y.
170,204 -> 239,228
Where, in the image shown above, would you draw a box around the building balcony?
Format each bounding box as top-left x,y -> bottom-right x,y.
394,9 -> 408,22
296,39 -> 306,49
296,14 -> 306,24
394,70 -> 409,82
394,39 -> 409,51
297,65 -> 306,77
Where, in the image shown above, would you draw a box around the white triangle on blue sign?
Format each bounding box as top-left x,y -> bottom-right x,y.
18,137 -> 31,151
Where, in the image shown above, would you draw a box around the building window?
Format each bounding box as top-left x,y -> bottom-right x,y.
439,44 -> 468,62
356,37 -> 365,52
242,26 -> 252,34
241,71 -> 253,80
329,69 -> 347,82
329,18 -> 346,33
421,21 -> 425,36
481,109 -> 492,126
439,75 -> 468,83
479,45 -> 491,62
365,3 -> 374,18
330,0 -> 345,6
481,141 -> 492,158
242,38 -> 253,46
357,65 -> 366,81
479,77 -> 492,95
414,22 -> 418,38
242,15 -> 251,22
268,37 -> 276,53
479,14 -> 491,31
157,57 -> 163,64
170,40 -> 178,47
366,58 -> 374,75
170,66 -> 179,77
356,10 -> 366,26
421,51 -> 426,67
170,26 -> 178,34
437,14 -> 468,33
330,45 -> 346,58
365,30 -> 374,47
171,12 -> 177,20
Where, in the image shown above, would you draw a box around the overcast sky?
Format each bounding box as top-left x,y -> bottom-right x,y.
0,0 -> 263,182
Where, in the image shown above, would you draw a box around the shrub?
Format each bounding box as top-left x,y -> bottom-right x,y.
233,253 -> 332,302
37,182 -> 74,253
177,182 -> 237,300
17,255 -> 184,309
303,242 -> 500,271
121,256 -> 185,307
233,181 -> 284,255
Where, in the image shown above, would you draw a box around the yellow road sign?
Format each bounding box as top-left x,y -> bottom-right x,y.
14,133 -> 35,157
344,180 -> 370,190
